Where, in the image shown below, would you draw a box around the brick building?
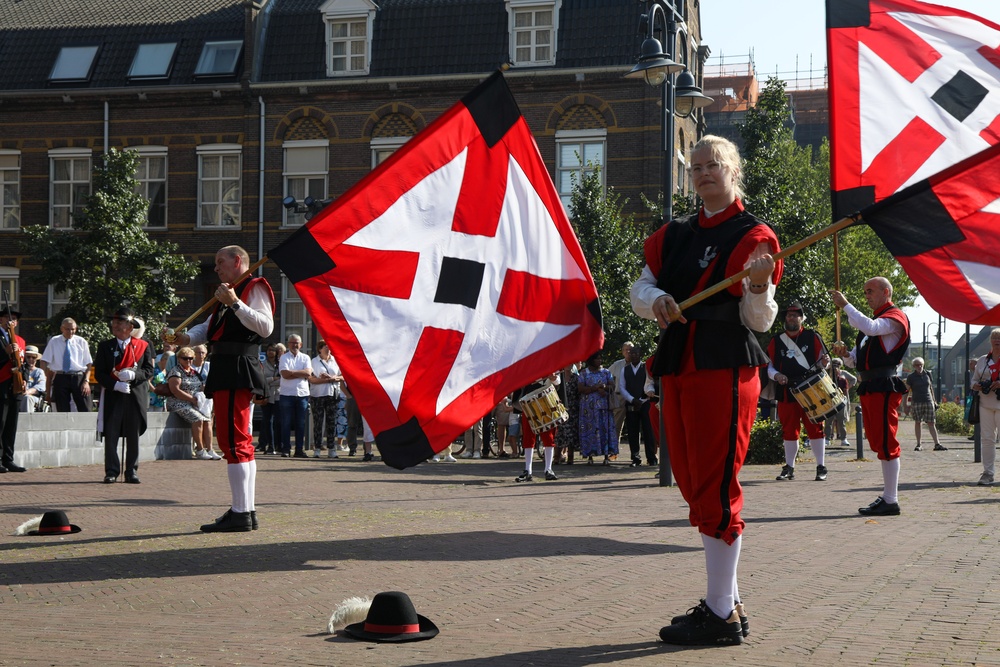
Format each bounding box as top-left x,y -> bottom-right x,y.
0,0 -> 709,350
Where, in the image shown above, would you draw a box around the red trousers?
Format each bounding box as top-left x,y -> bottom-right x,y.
520,414 -> 555,449
213,388 -> 256,464
777,400 -> 825,440
859,392 -> 903,461
661,366 -> 758,545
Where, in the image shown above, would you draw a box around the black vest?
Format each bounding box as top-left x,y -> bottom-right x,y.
204,277 -> 271,396
623,364 -> 646,400
652,210 -> 771,376
772,329 -> 824,402
856,304 -> 910,395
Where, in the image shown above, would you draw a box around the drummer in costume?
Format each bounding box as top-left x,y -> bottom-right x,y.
167,245 -> 274,532
830,277 -> 909,516
767,301 -> 830,482
511,373 -> 560,482
95,307 -> 155,484
631,135 -> 781,646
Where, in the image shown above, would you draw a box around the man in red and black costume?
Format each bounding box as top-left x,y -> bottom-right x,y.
510,373 -> 560,482
632,135 -> 781,647
167,245 -> 274,532
831,277 -> 909,517
767,302 -> 830,482
0,306 -> 27,473
95,307 -> 155,484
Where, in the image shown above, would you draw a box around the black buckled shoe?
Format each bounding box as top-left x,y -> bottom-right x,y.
671,599 -> 749,638
515,470 -> 533,483
103,476 -> 116,484
659,600 -> 742,646
200,509 -> 253,533
858,496 -> 900,516
125,474 -> 141,484
815,465 -> 828,481
544,470 -> 558,481
776,464 -> 794,480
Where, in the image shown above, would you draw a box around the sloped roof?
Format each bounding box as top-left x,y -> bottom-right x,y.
259,0 -> 639,81
0,0 -> 245,90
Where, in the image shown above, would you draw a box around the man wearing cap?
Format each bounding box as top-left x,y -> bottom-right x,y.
165,245 -> 274,532
831,277 -> 910,516
95,307 -> 155,484
825,358 -> 856,448
19,345 -> 46,413
40,318 -> 93,412
0,306 -> 27,473
767,302 -> 831,482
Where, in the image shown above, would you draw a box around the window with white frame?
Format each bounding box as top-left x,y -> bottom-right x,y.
49,148 -> 92,229
0,150 -> 20,230
282,277 -> 314,352
0,267 -> 18,306
321,0 -> 376,77
197,144 -> 241,228
555,129 -> 606,211
283,140 -> 329,228
370,136 -> 411,168
132,146 -> 168,228
507,0 -> 560,67
48,286 -> 71,319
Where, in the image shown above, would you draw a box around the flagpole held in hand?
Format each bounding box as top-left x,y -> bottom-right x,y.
666,213 -> 863,323
833,230 -> 842,344
165,256 -> 270,338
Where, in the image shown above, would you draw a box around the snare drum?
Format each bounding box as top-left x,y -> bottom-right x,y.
789,369 -> 846,423
518,384 -> 569,434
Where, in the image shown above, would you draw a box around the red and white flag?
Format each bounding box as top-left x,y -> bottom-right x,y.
269,72 -> 604,469
827,0 -> 1000,218
859,141 -> 1000,324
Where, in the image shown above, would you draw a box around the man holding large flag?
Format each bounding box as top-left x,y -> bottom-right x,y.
831,277 -> 910,516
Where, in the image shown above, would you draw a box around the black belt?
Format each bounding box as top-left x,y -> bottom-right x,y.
208,341 -> 259,356
859,367 -> 897,382
55,371 -> 85,376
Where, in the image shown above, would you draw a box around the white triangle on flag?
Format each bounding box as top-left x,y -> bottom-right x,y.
955,259 -> 1000,310
984,197 -> 1000,214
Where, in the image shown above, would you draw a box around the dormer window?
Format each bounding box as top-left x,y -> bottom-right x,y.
129,43 -> 178,80
49,45 -> 100,83
194,40 -> 243,77
506,0 -> 561,67
320,0 -> 377,77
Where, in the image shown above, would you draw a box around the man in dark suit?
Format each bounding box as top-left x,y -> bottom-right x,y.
94,307 -> 155,484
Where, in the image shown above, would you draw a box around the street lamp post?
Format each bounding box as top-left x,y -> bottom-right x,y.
626,0 -> 712,487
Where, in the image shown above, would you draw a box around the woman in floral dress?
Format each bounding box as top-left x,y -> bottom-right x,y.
166,347 -> 216,459
577,351 -> 618,464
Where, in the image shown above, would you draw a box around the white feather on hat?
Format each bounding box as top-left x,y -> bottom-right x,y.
327,596 -> 372,634
130,316 -> 145,340
15,516 -> 42,536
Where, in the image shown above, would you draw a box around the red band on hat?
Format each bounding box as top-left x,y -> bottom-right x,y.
363,622 -> 420,634
38,525 -> 72,534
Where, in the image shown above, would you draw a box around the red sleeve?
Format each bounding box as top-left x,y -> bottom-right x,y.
643,224 -> 669,277
724,223 -> 783,296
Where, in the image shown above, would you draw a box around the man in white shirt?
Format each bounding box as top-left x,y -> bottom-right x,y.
279,334 -> 312,458
40,318 -> 93,412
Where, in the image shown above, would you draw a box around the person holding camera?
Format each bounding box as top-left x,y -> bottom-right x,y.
971,328 -> 1000,486
905,357 -> 945,452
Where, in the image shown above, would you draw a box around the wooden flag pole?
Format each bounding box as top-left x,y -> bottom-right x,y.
168,256 -> 270,334
833,230 -> 842,343
672,213 -> 862,319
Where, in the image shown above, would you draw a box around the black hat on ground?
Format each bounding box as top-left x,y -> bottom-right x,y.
343,591 -> 439,642
26,510 -> 82,536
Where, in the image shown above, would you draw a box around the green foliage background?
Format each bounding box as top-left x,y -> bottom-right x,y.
22,148 -> 198,346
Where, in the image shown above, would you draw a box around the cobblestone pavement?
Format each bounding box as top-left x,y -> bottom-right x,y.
1,424 -> 999,666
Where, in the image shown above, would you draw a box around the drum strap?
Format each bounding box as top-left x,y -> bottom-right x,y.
779,333 -> 812,371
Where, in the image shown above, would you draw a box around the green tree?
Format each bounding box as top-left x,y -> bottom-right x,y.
22,148 -> 198,345
740,77 -> 915,346
569,166 -> 658,357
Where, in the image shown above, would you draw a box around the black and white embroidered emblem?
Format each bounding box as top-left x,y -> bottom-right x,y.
698,246 -> 718,269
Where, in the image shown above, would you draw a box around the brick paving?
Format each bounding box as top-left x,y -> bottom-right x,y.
1,424 -> 999,666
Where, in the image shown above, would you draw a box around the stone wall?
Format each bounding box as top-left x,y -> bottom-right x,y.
12,412 -> 195,470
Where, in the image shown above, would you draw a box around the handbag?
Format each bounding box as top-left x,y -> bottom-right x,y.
967,392 -> 980,425
153,382 -> 174,397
